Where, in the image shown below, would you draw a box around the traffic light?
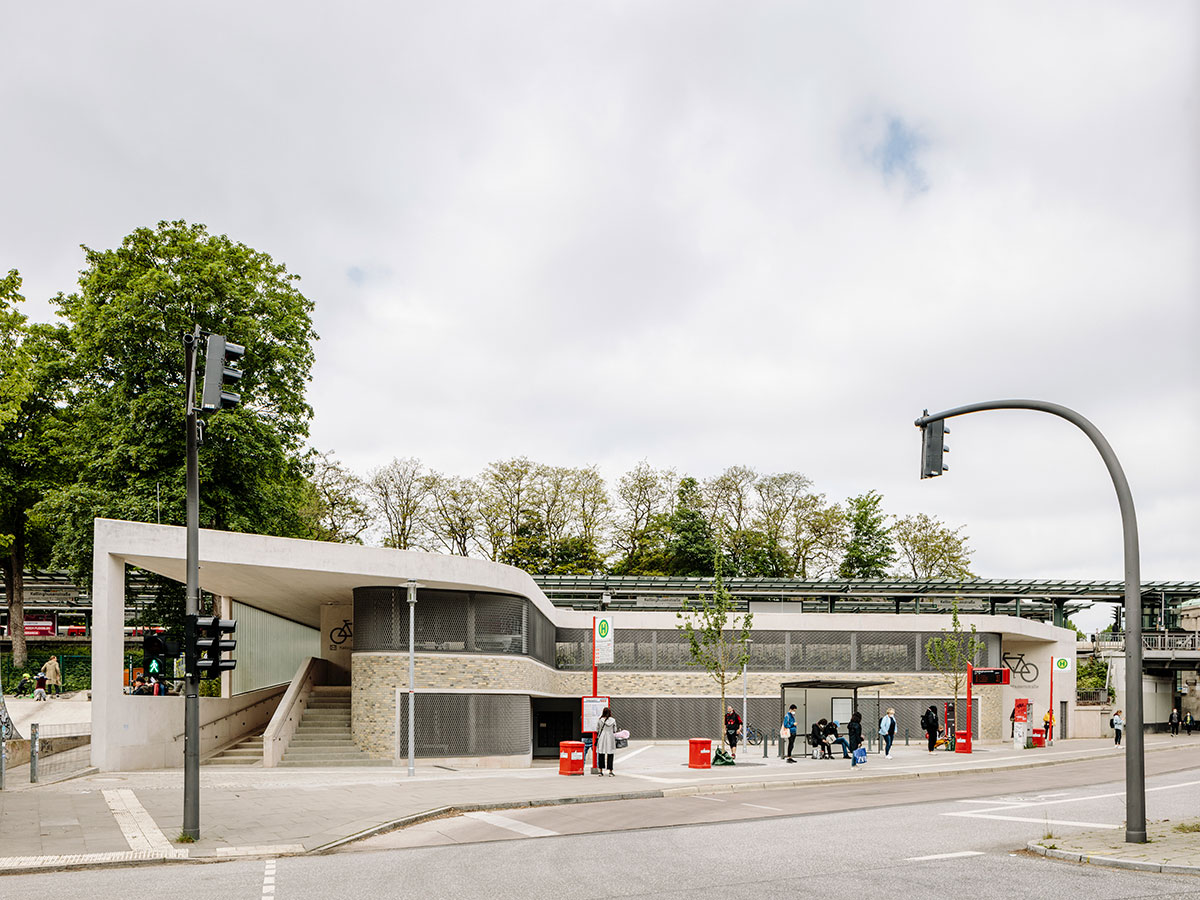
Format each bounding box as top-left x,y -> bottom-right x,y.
189,615 -> 237,679
920,414 -> 949,478
144,633 -> 168,681
200,334 -> 245,411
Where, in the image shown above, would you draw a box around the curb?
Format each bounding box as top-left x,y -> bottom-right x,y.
1026,841 -> 1200,875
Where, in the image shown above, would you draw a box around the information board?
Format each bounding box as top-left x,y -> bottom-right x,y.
594,616 -> 614,664
582,695 -> 610,733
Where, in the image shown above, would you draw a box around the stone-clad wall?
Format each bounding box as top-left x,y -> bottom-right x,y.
350,651 -> 1005,757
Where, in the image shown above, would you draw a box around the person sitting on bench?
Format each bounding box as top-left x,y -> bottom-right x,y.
824,719 -> 852,759
810,720 -> 832,758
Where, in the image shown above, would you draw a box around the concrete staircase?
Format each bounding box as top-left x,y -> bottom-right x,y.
205,730 -> 265,766
279,686 -> 389,767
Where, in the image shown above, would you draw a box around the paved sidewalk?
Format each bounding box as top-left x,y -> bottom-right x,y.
0,735 -> 1195,874
1029,817 -> 1200,875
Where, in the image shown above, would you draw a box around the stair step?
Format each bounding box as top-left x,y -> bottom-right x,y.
279,758 -> 392,768
204,757 -> 263,767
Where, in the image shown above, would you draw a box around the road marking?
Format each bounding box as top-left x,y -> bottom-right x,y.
102,789 -> 180,856
463,811 -> 558,837
263,858 -> 276,897
950,813 -> 1119,829
906,851 -> 984,861
742,803 -> 782,811
617,745 -> 654,763
691,795 -> 726,802
617,772 -> 690,783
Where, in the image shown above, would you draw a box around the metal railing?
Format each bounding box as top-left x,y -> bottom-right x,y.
29,721 -> 91,783
1085,632 -> 1200,652
1076,689 -> 1113,705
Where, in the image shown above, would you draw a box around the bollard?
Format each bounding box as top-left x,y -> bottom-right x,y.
763,733 -> 768,758
1,737 -> 6,791
904,728 -> 910,746
29,723 -> 39,784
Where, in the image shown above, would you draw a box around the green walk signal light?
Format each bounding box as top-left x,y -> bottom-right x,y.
190,615 -> 237,679
200,334 -> 245,411
920,412 -> 950,479
142,633 -> 180,686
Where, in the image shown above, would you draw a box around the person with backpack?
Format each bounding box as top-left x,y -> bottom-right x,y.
847,711 -> 866,766
878,707 -> 897,759
921,705 -> 940,753
724,705 -> 743,759
1111,709 -> 1124,746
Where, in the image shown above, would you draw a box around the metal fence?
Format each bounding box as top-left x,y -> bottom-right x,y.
395,693 -> 531,758
29,721 -> 92,783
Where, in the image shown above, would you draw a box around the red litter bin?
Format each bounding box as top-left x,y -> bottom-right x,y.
688,738 -> 713,769
954,730 -> 971,753
1031,729 -> 1045,748
559,741 -> 586,776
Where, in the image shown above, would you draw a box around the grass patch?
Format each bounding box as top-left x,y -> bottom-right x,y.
175,833 -> 196,843
1173,822 -> 1200,834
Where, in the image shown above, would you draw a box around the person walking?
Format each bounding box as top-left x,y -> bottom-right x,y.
847,711 -> 864,756
595,707 -> 618,776
1168,708 -> 1181,736
1111,709 -> 1124,746
783,704 -> 798,763
1185,711 -> 1194,736
724,705 -> 743,759
878,707 -> 897,759
40,655 -> 62,696
922,705 -> 940,753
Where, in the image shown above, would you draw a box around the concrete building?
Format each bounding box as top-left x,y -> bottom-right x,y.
91,518 -> 1179,771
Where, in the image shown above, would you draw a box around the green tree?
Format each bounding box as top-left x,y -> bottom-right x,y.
36,221 -> 320,593
0,270 -> 75,667
787,493 -> 847,579
676,560 -> 753,750
662,477 -> 717,576
924,600 -> 987,734
893,513 -> 974,579
838,490 -> 895,578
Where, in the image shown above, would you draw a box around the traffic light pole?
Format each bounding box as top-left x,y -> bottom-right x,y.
183,327 -> 202,840
915,399 -> 1145,843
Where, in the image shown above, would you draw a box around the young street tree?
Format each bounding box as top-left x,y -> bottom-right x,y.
676,558 -> 753,750
893,513 -> 974,579
838,490 -> 895,579
925,600 -> 987,734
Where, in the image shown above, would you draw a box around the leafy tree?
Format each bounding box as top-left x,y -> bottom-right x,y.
662,477 -> 717,576
0,271 -> 74,667
788,493 -> 847,579
892,513 -> 974,579
676,560 -> 753,750
925,600 -> 986,734
35,221 -> 319,593
751,472 -> 812,576
302,451 -> 371,543
838,490 -> 895,578
611,461 -> 675,574
366,457 -> 429,549
425,473 -> 480,556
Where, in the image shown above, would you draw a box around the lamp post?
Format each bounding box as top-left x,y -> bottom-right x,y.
915,399 -> 1145,843
406,580 -> 421,778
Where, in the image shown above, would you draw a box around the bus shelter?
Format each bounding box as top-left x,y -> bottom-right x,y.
780,679 -> 893,740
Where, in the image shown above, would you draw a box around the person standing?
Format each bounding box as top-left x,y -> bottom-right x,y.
1043,709 -> 1055,743
922,705 -> 940,753
41,656 -> 62,696
847,711 -> 864,764
1168,708 -> 1181,736
724,705 -> 742,760
783,704 -> 798,763
878,707 -> 897,759
595,707 -> 617,776
1185,711 -> 1195,736
1112,709 -> 1124,746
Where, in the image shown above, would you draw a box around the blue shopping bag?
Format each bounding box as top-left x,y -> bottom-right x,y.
852,747 -> 867,767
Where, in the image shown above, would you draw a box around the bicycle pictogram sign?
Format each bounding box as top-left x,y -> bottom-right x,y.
329,619 -> 353,647
1002,652 -> 1039,683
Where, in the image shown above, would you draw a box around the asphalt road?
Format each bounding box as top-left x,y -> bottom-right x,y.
6,751 -> 1200,899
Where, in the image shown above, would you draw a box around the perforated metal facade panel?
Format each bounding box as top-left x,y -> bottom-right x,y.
354,587 -> 555,667
395,693 -> 531,757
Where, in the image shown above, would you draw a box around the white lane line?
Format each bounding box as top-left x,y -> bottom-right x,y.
691,795 -> 726,803
463,811 -> 559,838
102,789 -> 180,856
616,772 -> 690,784
262,858 -> 276,897
616,745 -> 654,763
742,803 -> 783,811
952,813 -> 1120,829
906,851 -> 985,862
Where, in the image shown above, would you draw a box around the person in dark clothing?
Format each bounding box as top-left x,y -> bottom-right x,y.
811,720 -> 831,759
847,711 -> 864,753
824,719 -> 851,759
725,706 -> 742,759
1185,712 -> 1195,736
1168,708 -> 1181,736
783,704 -> 798,762
922,705 -> 940,753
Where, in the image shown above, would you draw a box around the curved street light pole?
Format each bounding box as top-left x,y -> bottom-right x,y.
915,399 -> 1145,843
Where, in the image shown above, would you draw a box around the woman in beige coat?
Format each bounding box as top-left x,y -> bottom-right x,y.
40,656 -> 62,695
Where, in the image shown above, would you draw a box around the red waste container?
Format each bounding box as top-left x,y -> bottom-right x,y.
954,730 -> 971,753
688,738 -> 712,769
559,740 -> 586,775
1031,728 -> 1045,748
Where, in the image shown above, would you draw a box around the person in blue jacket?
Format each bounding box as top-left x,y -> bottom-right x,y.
783,704 -> 798,763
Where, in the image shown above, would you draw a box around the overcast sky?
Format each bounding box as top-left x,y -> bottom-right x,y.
3,3 -> 1197,629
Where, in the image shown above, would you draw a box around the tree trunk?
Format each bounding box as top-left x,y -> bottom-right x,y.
4,528 -> 27,668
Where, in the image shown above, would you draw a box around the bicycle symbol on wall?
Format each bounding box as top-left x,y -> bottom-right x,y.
329,618 -> 353,650
1002,652 -> 1039,683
